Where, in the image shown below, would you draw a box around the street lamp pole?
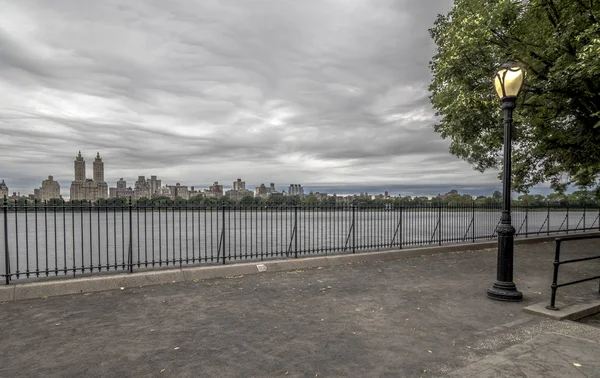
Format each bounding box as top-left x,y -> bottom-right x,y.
487,61 -> 524,302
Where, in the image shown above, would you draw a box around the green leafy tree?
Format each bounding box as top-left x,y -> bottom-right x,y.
239,195 -> 254,206
430,0 -> 600,193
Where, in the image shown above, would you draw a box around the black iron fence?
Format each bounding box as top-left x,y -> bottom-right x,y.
2,198 -> 600,284
546,233 -> 600,310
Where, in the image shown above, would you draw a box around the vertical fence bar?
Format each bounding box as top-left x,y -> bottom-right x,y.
294,205 -> 298,258
438,204 -> 442,246
44,201 -> 48,276
222,205 -> 226,265
128,197 -> 133,273
566,205 -> 569,234
400,205 -> 403,248
525,206 -> 528,237
547,203 -> 550,235
3,196 -> 9,284
472,201 -> 476,242
547,240 -> 561,310
352,205 -> 356,253
35,200 -> 39,276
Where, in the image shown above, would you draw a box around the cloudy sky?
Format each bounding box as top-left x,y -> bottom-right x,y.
0,0 -> 517,198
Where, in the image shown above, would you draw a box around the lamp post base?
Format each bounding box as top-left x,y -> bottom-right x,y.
487,281 -> 523,302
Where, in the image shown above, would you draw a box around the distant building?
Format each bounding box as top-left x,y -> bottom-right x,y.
0,180 -> 8,198
373,191 -> 390,200
134,176 -> 151,199
205,182 -> 224,198
188,186 -> 204,199
168,183 -> 189,200
157,187 -> 172,197
233,178 -> 246,191
147,175 -> 161,196
36,175 -> 61,201
70,152 -> 108,202
226,178 -> 253,200
117,187 -> 135,198
255,182 -> 281,198
288,184 -> 304,197
110,178 -> 130,198
255,183 -> 269,198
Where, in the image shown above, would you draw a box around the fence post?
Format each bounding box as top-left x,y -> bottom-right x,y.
352,204 -> 356,253
3,196 -> 10,285
566,205 -> 569,234
128,197 -> 133,273
546,239 -> 562,310
222,205 -> 226,264
438,204 -> 442,246
547,202 -> 550,235
525,205 -> 528,238
399,205 -> 403,249
294,205 -> 298,259
472,201 -> 475,243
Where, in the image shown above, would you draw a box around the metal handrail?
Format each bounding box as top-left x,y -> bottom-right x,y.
546,233 -> 600,310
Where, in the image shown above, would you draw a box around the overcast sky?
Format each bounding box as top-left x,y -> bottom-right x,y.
0,0 -> 514,197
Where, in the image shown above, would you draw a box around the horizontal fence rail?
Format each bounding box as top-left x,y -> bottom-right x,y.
2,199 -> 600,284
546,233 -> 600,311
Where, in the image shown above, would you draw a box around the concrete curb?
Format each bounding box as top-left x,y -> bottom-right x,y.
523,300 -> 600,321
0,234 -> 559,303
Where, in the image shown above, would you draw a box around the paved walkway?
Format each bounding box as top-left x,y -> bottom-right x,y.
1,239 -> 600,377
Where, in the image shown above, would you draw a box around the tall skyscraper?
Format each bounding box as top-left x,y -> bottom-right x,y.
147,175 -> 161,195
93,152 -> 104,183
74,151 -> 85,182
0,180 -> 8,198
288,184 -> 305,196
233,178 -> 246,191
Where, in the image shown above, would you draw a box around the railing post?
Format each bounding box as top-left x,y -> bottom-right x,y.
547,202 -> 550,235
472,201 -> 475,243
566,205 -> 569,234
438,204 -> 442,246
294,205 -> 298,259
399,205 -> 403,249
352,204 -> 356,254
3,196 -> 10,285
546,239 -> 562,310
525,205 -> 528,238
128,197 -> 133,273
222,205 -> 226,264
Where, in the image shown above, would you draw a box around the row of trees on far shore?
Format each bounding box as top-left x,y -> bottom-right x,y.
5,189 -> 600,207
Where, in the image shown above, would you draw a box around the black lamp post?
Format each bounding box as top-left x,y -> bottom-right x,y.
487,60 -> 525,302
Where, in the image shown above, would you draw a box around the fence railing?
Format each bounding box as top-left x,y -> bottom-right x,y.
546,233 -> 600,310
2,198 -> 600,284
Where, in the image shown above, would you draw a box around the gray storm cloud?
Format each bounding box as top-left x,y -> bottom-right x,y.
0,0 -> 501,197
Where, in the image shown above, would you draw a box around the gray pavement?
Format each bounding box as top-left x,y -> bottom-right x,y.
1,239 -> 600,377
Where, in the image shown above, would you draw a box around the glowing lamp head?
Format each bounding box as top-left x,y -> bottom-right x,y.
494,60 -> 525,99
